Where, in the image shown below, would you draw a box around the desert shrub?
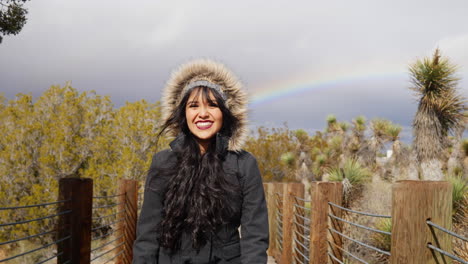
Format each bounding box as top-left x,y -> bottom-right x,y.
328,159 -> 371,185
328,167 -> 344,182
447,173 -> 468,214
372,218 -> 392,251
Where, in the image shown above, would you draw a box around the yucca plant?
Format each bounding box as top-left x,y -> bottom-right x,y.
280,152 -> 295,167
353,115 -> 367,131
387,124 -> 402,141
329,135 -> 343,150
447,173 -> 468,211
326,114 -> 341,133
327,158 -> 371,185
410,48 -> 466,180
372,218 -> 392,251
340,122 -> 350,132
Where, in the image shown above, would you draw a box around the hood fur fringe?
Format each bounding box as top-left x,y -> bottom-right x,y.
161,59 -> 248,152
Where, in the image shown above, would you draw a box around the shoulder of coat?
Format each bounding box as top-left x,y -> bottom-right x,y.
228,149 -> 257,162
152,148 -> 176,167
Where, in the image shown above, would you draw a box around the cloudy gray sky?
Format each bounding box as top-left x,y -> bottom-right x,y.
1,0 -> 467,143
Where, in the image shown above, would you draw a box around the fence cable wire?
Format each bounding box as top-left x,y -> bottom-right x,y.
328,251 -> 345,264
0,229 -> 57,246
277,210 -> 283,218
90,241 -> 124,262
0,235 -> 71,263
103,249 -> 125,264
293,203 -> 311,211
293,236 -> 309,252
427,220 -> 467,242
427,243 -> 468,264
291,195 -> 311,203
92,227 -> 123,241
92,210 -> 125,221
0,210 -> 72,227
328,227 -> 391,256
93,202 -> 123,210
278,242 -> 283,251
293,254 -> 307,264
293,238 -> 310,262
293,237 -> 309,257
0,200 -> 70,210
328,240 -> 369,264
294,229 -> 310,242
93,193 -> 125,199
275,220 -> 283,233
275,199 -> 283,209
275,237 -> 283,250
91,234 -> 124,253
328,213 -> 391,235
91,218 -> 124,232
294,213 -> 310,222
293,220 -> 310,232
328,202 -> 391,218
35,251 -> 63,264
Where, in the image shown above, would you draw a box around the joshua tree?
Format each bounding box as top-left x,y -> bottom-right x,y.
348,115 -> 366,159
409,48 -> 466,180
326,114 -> 340,135
359,118 -> 392,168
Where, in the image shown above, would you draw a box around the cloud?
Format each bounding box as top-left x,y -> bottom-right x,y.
437,34 -> 468,69
1,0 -> 467,136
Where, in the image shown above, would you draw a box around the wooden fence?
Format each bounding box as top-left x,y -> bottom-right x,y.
2,179 -> 466,264
0,178 -> 139,264
264,180 -> 467,264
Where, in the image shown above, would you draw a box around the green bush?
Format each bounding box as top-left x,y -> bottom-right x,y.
328,159 -> 371,185
372,218 -> 392,251
447,173 -> 468,211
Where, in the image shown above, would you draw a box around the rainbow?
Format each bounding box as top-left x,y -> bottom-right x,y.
249,67 -> 407,107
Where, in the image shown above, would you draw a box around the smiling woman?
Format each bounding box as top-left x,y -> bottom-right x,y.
185,87 -> 224,153
133,59 -> 269,264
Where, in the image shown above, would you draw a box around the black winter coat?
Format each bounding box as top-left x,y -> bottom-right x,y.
132,138 -> 269,264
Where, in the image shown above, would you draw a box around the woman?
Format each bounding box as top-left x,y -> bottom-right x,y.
133,60 -> 269,264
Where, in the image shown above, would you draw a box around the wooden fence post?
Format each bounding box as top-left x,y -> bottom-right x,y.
309,182 -> 343,264
390,180 -> 452,264
264,183 -> 276,257
116,179 -> 139,264
57,178 -> 93,264
280,183 -> 304,264
272,182 -> 284,262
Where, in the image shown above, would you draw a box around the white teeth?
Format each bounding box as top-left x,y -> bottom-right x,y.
196,122 -> 212,127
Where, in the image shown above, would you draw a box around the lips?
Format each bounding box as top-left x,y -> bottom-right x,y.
196,121 -> 213,130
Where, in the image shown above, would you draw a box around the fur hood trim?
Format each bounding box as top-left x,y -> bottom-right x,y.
161,59 -> 248,152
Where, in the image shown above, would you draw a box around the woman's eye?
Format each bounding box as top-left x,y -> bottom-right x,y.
209,103 -> 218,107
189,103 -> 198,108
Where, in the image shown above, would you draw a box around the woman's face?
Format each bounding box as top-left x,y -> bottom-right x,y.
185,88 -> 223,149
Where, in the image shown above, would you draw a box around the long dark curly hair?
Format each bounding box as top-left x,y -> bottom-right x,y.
156,86 -> 240,253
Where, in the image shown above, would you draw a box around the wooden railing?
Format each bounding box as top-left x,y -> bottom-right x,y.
264,181 -> 465,264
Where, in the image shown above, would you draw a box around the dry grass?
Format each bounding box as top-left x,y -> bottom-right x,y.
340,174 -> 392,264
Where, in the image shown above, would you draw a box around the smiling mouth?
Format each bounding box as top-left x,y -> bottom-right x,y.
196,121 -> 213,130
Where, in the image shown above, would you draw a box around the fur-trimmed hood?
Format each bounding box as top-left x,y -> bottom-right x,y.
161,59 -> 248,152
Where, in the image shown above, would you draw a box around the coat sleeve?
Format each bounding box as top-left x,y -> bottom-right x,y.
239,153 -> 269,264
133,154 -> 163,264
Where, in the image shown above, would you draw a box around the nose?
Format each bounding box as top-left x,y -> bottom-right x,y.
198,105 -> 209,118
